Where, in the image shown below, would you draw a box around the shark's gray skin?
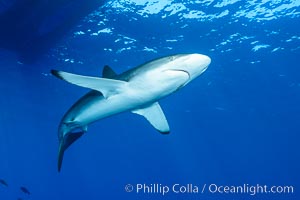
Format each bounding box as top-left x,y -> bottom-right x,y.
51,53 -> 211,172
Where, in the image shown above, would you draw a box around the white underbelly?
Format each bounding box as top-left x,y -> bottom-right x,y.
73,93 -> 147,125
69,69 -> 190,126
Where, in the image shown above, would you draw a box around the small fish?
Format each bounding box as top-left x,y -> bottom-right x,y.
20,186 -> 30,195
0,179 -> 8,187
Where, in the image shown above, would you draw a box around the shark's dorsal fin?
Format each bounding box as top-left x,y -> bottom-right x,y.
132,102 -> 170,134
51,70 -> 127,98
102,65 -> 117,78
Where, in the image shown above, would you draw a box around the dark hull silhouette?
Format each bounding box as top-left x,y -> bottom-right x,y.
0,0 -> 105,63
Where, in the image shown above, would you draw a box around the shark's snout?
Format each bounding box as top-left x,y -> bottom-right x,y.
190,53 -> 211,67
179,53 -> 210,81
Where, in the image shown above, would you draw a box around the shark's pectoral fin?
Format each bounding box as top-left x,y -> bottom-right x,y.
132,102 -> 170,134
58,132 -> 84,172
51,70 -> 127,98
102,65 -> 117,78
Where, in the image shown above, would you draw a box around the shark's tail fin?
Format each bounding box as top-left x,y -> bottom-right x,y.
58,132 -> 84,172
57,142 -> 66,172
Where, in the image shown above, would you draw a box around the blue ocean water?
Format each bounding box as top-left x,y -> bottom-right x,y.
0,0 -> 299,199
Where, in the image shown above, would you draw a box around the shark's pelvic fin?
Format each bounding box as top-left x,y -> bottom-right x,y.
51,70 -> 127,98
132,102 -> 170,134
102,65 -> 117,78
58,132 -> 84,172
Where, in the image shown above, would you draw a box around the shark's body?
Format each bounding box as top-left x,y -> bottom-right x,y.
51,53 -> 211,171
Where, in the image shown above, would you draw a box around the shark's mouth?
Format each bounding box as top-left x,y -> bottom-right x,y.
169,69 -> 191,80
165,69 -> 191,90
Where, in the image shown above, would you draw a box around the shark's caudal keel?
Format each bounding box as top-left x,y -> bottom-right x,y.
51,53 -> 211,172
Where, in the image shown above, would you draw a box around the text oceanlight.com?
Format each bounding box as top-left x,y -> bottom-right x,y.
124,183 -> 294,196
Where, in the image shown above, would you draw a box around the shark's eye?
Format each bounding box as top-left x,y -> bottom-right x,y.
169,56 -> 175,61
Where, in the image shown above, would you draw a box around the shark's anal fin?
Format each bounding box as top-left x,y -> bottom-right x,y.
51,70 -> 127,98
58,132 -> 84,172
102,65 -> 117,78
132,102 -> 170,134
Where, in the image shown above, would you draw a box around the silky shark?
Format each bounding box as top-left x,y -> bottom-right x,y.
51,53 -> 211,171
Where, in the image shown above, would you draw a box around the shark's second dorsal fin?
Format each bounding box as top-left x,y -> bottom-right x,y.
102,65 -> 117,78
51,70 -> 127,98
132,102 -> 170,134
